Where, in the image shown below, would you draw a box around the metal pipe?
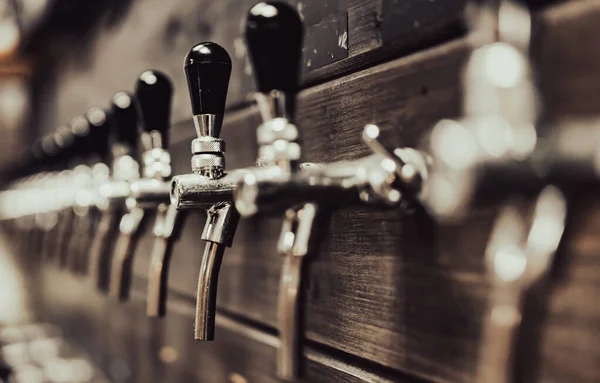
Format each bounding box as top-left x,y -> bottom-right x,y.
146,205 -> 184,317
194,241 -> 226,340
146,237 -> 172,317
476,287 -> 521,383
277,254 -> 304,381
88,209 -> 120,292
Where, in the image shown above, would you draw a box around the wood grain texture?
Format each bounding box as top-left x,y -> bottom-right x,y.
121,1 -> 600,382
36,0 -> 468,134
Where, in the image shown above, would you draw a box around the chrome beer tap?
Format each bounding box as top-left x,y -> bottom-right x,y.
232,3 -> 344,380
54,114 -> 108,269
109,70 -> 174,301
168,42 -> 243,338
88,92 -> 140,292
39,126 -> 75,263
14,138 -> 63,259
66,108 -> 112,274
232,0 -> 566,381
418,3 -> 566,381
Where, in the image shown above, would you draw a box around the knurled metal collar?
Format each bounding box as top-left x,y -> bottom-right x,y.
192,153 -> 225,175
192,136 -> 226,154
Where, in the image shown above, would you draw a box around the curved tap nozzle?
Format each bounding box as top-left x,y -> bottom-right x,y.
89,90 -> 141,292
478,186 -> 566,383
109,70 -> 174,301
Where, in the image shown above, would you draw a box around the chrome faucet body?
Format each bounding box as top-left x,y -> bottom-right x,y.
168,112 -> 242,339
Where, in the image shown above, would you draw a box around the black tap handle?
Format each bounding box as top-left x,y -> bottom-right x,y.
135,70 -> 173,146
110,91 -> 138,153
184,42 -> 232,117
245,1 -> 303,95
86,107 -> 112,164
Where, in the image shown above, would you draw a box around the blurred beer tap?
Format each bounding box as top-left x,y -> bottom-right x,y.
230,0 -> 567,380
168,42 -> 243,338
48,116 -> 98,269
228,3 -> 327,380
109,70 -> 174,302
88,92 -> 140,293
419,3 -> 564,381
37,127 -> 76,263
15,138 -> 60,259
64,108 -> 111,274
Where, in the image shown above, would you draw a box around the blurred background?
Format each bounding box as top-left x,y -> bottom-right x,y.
1,0 -> 600,382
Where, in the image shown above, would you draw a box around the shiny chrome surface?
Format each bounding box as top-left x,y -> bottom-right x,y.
129,178 -> 171,207
87,209 -> 120,292
146,203 -> 184,317
478,186 -> 566,383
276,203 -> 317,380
194,201 -> 239,339
194,241 -> 226,341
254,90 -> 288,121
193,113 -> 224,138
109,207 -> 145,300
235,126 -> 431,217
422,0 -> 537,221
170,170 -> 247,210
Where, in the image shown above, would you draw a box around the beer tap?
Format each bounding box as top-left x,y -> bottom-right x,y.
232,0 -> 568,380
88,92 -> 140,292
168,41 -> 243,338
66,108 -> 112,273
40,126 -> 75,263
16,138 -> 63,259
54,114 -> 107,269
232,3 -> 339,380
109,70 -> 174,301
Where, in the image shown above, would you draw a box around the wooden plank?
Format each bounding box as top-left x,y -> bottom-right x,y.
36,0 -> 469,133
126,1 -> 600,382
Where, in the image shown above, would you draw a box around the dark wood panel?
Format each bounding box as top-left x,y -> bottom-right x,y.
40,0 -> 468,133
36,267 -> 419,382
124,1 -> 600,382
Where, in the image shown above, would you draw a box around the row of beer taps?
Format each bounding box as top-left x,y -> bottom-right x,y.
0,0 -> 598,381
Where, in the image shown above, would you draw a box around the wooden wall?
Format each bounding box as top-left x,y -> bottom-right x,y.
27,0 -> 600,382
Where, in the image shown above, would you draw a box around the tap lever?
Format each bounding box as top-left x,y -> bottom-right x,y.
245,1 -> 303,108
478,186 -> 566,383
146,204 -> 186,317
183,42 -> 232,178
87,107 -> 112,164
136,70 -> 173,149
184,42 -> 232,134
136,70 -> 173,180
363,124 -> 430,198
276,203 -> 318,381
245,1 -> 304,170
111,91 -> 139,157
